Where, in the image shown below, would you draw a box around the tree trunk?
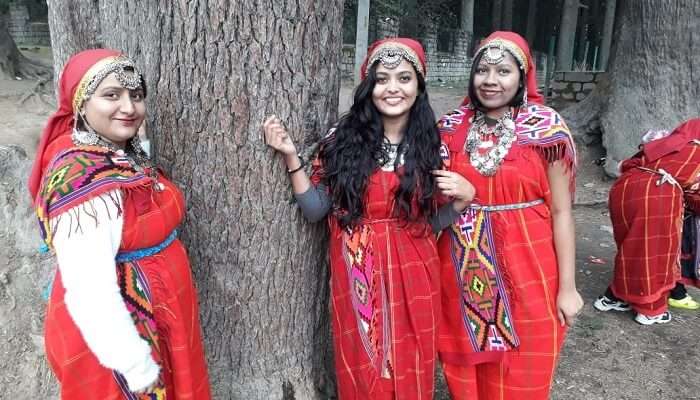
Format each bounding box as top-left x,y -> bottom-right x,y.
46,0 -> 101,80
502,0 -> 514,31
556,0 -> 578,71
525,0 -> 538,45
354,0 -> 370,84
562,0 -> 700,177
491,0 -> 503,32
460,0 -> 474,52
575,2 -> 589,66
0,14 -> 49,79
46,0 -> 342,398
598,0 -> 617,70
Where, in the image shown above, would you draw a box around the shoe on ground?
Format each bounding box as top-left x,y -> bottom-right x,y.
668,295 -> 700,310
634,311 -> 672,325
593,295 -> 631,312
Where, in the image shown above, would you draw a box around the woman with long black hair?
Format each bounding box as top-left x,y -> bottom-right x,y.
263,38 -> 473,399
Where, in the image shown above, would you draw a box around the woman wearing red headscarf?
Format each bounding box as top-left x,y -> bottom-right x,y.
594,118 -> 700,324
263,38 -> 472,399
433,31 -> 583,399
30,49 -> 210,399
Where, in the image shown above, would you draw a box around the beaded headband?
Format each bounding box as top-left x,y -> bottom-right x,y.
475,38 -> 528,71
366,42 -> 425,77
72,55 -> 143,112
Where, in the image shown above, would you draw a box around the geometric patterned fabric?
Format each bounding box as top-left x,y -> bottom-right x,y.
449,209 -> 519,354
342,224 -> 391,377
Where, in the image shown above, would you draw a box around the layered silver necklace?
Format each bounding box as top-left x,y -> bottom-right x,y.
72,128 -> 163,191
379,140 -> 405,171
465,110 -> 516,176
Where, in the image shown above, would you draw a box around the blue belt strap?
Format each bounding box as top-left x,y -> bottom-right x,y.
43,229 -> 178,301
115,229 -> 178,263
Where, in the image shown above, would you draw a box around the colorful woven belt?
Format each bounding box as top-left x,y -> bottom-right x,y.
469,198 -> 544,212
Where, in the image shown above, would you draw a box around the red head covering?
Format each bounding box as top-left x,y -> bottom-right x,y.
642,118 -> 700,162
360,37 -> 427,80
463,31 -> 543,106
28,49 -> 122,200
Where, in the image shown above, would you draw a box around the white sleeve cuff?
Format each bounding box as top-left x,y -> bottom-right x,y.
121,349 -> 161,392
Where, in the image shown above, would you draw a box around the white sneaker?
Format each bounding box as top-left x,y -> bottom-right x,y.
634,311 -> 672,325
593,295 -> 631,312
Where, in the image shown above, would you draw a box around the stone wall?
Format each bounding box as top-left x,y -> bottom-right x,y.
7,3 -> 50,46
422,29 -> 470,82
549,71 -> 604,102
341,20 -> 471,83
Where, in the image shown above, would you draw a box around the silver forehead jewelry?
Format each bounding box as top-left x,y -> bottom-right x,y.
477,39 -> 526,71
466,110 -> 516,176
367,46 -> 424,76
82,57 -> 143,103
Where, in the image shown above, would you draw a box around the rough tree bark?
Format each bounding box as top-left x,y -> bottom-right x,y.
0,14 -> 49,79
45,0 -> 101,80
562,0 -> 700,177
47,1 -> 342,398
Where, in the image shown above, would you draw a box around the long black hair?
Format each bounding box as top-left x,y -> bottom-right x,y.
319,63 -> 442,228
467,50 -> 525,111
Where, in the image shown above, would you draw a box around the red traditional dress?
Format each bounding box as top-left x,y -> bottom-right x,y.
314,165 -> 441,399
436,102 -> 576,399
30,50 -> 210,399
608,118 -> 700,315
36,146 -> 211,399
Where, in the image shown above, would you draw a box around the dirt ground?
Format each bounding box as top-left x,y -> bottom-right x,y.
0,51 -> 698,399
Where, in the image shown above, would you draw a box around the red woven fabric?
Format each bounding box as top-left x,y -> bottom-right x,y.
315,166 -> 440,399
437,109 -> 573,399
609,122 -> 700,315
44,176 -> 211,399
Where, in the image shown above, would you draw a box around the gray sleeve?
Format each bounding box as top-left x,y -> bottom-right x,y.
294,184 -> 332,223
430,202 -> 461,234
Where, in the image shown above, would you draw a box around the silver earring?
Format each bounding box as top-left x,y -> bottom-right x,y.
71,112 -> 100,146
521,86 -> 528,107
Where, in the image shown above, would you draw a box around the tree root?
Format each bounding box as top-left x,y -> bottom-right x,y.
560,77 -> 610,145
17,76 -> 55,109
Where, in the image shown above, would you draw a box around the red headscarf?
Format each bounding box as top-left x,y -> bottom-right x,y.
360,37 -> 427,80
463,31 -> 543,106
642,118 -> 700,162
28,49 -> 122,200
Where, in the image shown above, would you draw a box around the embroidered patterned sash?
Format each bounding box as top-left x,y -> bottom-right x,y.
449,208 -> 519,355
36,146 -> 166,399
36,146 -> 150,247
342,224 -> 392,377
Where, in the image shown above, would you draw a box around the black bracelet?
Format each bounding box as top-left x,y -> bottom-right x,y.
287,155 -> 306,174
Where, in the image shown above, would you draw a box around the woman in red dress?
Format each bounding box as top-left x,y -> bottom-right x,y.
30,49 -> 211,399
594,118 -> 700,324
263,38 -> 471,399
433,31 -> 583,399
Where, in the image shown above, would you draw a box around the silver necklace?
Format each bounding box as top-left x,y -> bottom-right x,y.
72,128 -> 163,191
380,140 -> 405,171
466,110 -> 516,176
